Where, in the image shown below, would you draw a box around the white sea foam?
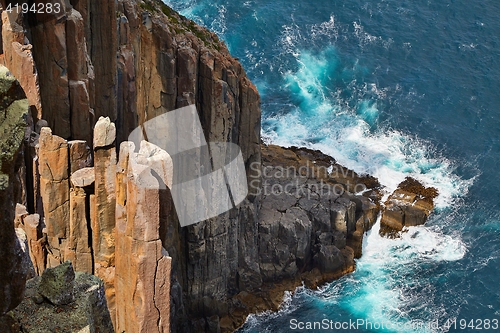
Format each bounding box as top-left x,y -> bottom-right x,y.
260,20 -> 473,330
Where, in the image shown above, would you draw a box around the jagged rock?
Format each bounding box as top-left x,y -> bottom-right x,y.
10,268 -> 114,333
93,117 -> 116,148
0,65 -> 29,316
29,3 -> 71,138
92,117 -> 117,325
0,2 -> 388,332
68,140 -> 93,174
14,203 -> 28,228
38,260 -> 75,305
380,177 -> 438,237
71,167 -> 95,188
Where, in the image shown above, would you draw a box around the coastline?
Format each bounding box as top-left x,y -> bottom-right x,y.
0,1 -> 440,332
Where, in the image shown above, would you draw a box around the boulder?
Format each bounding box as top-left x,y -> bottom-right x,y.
38,260 -> 76,305
70,167 -> 95,188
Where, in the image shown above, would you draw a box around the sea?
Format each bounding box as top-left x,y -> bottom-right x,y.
165,0 -> 500,332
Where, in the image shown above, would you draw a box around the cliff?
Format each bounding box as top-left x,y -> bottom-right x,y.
0,0 -> 260,331
0,1 -> 436,332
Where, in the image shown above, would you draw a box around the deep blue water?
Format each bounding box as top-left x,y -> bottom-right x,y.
166,1 -> 500,331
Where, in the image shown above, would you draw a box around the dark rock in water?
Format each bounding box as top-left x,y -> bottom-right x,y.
380,177 -> 438,237
10,264 -> 114,333
38,260 -> 76,306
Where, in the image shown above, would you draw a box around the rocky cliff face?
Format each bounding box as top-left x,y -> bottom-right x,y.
0,1 -> 436,332
0,65 -> 29,318
0,0 -> 261,331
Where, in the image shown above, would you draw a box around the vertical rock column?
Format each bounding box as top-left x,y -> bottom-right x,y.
66,166 -> 94,273
65,140 -> 94,273
92,116 -> 117,324
38,127 -> 70,268
115,141 -> 172,333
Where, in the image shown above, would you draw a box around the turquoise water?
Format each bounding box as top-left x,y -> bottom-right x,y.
166,1 -> 500,331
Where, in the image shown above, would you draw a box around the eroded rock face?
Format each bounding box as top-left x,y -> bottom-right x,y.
0,65 -> 29,315
257,145 -> 381,281
218,144 -> 381,331
380,177 -> 438,237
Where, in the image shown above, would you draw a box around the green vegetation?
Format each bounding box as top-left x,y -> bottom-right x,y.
139,1 -> 158,13
139,0 -> 223,52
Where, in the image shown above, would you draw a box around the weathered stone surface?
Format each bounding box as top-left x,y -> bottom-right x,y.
71,167 -> 95,188
30,1 -> 71,138
14,203 -> 28,228
65,188 -> 93,273
380,177 -> 438,237
10,268 -> 114,333
0,65 -> 29,315
38,260 -> 75,305
69,80 -> 92,143
235,144 -> 381,332
14,228 -> 36,285
68,140 -> 92,174
38,127 -> 70,259
93,116 -> 116,148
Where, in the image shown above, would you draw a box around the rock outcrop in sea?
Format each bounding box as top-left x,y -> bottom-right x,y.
0,1 -> 438,332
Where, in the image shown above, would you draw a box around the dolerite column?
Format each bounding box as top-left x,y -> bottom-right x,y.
67,167 -> 95,273
92,116 -> 117,325
115,141 -> 172,333
38,127 -> 70,268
